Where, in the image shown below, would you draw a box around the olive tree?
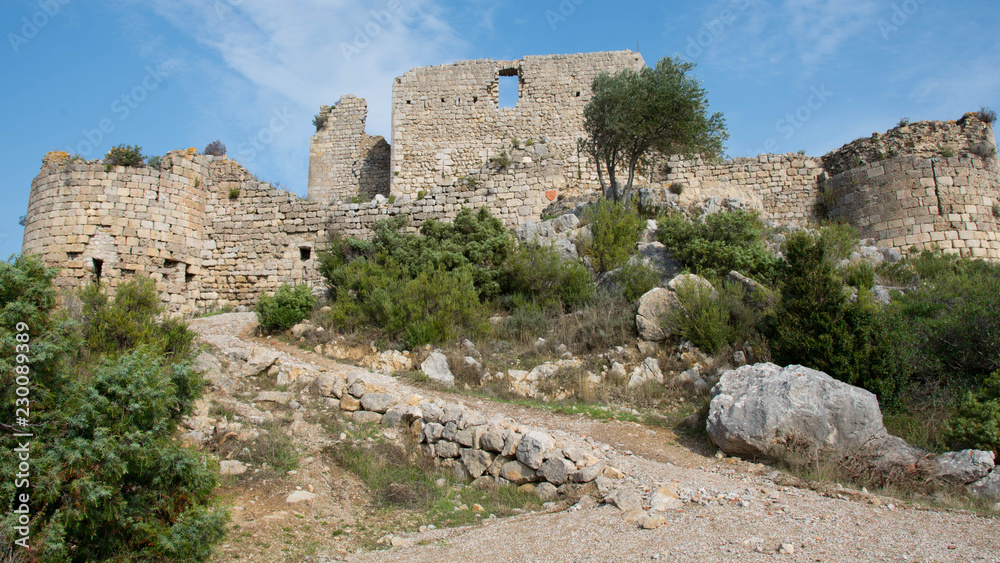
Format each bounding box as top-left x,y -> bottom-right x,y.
580,57 -> 728,202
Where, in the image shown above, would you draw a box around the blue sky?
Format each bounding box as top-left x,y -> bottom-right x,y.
3,0 -> 999,260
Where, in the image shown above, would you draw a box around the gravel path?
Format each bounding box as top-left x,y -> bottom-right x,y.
190,313 -> 1000,563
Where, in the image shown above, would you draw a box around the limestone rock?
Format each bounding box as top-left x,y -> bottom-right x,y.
537,457 -> 575,486
219,460 -> 247,476
535,482 -> 559,501
569,461 -> 606,483
969,468 -> 1000,500
360,392 -> 399,414
635,288 -> 674,342
352,411 -> 383,424
285,490 -> 317,504
628,357 -> 663,388
500,460 -> 537,484
935,450 -> 995,485
667,273 -> 716,297
607,489 -> 642,512
516,430 -> 554,470
707,363 -> 887,458
461,448 -> 496,479
421,351 -> 454,387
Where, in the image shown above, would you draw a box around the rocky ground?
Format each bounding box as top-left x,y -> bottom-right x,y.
188,313 -> 1000,563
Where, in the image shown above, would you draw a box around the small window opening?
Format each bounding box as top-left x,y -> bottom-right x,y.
92,258 -> 103,282
67,251 -> 82,260
441,98 -> 445,103
165,259 -> 179,268
406,100 -> 411,104
575,91 -> 581,97
498,68 -> 519,109
473,96 -> 478,103
121,268 -> 136,277
186,271 -> 196,283
299,247 -> 312,261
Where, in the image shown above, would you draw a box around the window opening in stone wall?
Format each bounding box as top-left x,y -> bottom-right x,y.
473,96 -> 478,103
498,69 -> 519,109
92,258 -> 103,282
300,247 -> 312,261
575,91 -> 581,97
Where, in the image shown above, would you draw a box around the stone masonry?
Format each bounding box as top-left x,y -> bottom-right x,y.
20,52 -> 1000,313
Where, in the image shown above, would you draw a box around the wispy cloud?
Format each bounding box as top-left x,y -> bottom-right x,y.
138,0 -> 466,135
782,0 -> 879,70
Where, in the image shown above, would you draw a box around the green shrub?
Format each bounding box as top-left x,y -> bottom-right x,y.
818,221 -> 860,262
255,283 -> 318,332
498,299 -> 551,343
0,257 -> 226,562
666,277 -> 729,353
939,145 -> 955,158
943,371 -> 1000,455
656,210 -> 781,284
396,268 -> 487,348
502,243 -> 594,311
840,261 -> 875,290
80,277 -> 194,359
668,182 -> 684,195
579,199 -> 645,273
147,155 -> 161,169
610,260 -> 660,303
313,112 -> 328,130
104,144 -> 146,168
887,251 -> 1000,392
228,187 -> 240,199
769,231 -> 905,406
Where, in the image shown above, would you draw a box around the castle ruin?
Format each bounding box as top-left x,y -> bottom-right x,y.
20,51 -> 1000,314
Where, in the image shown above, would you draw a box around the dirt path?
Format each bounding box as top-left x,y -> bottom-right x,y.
191,313 -> 1000,563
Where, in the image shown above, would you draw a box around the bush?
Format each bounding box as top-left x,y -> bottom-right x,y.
551,290 -> 637,353
977,106 -> 997,125
769,231 -> 905,406
203,140 -> 226,156
502,243 -> 594,311
104,144 -> 146,168
228,187 -> 240,199
818,221 -> 859,262
498,299 -> 551,343
579,199 -> 645,273
656,210 -> 781,284
610,259 -> 660,303
396,268 -> 487,348
969,142 -> 997,159
313,112 -> 328,131
0,257 -> 226,562
255,283 -> 317,332
943,371 -> 1000,455
147,155 -> 161,169
79,277 -> 194,359
887,251 -> 1000,392
665,278 -> 761,355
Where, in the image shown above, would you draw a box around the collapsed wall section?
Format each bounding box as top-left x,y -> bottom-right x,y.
308,95 -> 390,204
389,51 -> 645,199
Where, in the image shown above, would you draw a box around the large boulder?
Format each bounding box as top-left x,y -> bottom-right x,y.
934,450 -> 995,485
635,288 -> 675,342
421,351 -> 454,387
707,363 -> 888,459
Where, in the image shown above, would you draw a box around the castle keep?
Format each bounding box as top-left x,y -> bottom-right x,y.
21,51 -> 1000,314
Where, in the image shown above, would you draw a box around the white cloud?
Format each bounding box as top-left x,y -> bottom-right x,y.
782,0 -> 879,70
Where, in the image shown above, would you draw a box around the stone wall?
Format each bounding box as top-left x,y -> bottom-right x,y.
646,153 -> 825,225
389,51 -> 645,198
308,95 -> 390,204
823,154 -> 1000,258
822,113 -> 996,176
